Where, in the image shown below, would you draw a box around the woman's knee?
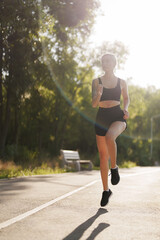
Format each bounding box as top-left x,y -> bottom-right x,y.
105,132 -> 115,143
98,150 -> 109,160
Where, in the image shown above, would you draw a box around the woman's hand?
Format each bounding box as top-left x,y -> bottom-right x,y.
123,109 -> 129,119
97,84 -> 103,96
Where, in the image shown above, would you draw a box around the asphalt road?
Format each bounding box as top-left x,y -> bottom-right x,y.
0,167 -> 160,240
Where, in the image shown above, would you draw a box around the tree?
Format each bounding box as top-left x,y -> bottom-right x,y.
0,0 -> 100,159
0,0 -> 40,155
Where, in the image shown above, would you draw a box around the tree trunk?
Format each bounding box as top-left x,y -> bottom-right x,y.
14,102 -> 20,153
38,123 -> 42,160
0,85 -> 11,156
0,48 -> 13,156
0,25 -> 3,148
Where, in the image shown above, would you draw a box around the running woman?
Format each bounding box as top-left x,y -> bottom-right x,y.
92,53 -> 130,206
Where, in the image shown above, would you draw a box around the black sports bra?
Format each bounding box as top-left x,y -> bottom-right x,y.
98,77 -> 121,101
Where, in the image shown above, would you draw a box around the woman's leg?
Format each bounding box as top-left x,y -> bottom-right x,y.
96,135 -> 110,191
105,121 -> 126,168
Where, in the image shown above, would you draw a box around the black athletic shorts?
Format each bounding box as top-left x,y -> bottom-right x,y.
95,105 -> 126,136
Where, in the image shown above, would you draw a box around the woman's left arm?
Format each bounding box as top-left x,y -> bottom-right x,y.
121,80 -> 130,119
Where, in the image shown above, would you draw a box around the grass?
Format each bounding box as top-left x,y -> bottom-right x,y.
0,161 -> 72,179
0,160 -> 137,179
93,161 -> 137,170
119,161 -> 137,168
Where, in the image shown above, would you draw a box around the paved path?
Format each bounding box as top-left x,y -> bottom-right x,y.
0,167 -> 160,240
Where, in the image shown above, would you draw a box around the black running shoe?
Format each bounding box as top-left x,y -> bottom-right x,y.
111,167 -> 120,185
100,189 -> 112,207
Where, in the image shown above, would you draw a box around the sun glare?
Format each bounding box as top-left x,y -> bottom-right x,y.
89,0 -> 160,89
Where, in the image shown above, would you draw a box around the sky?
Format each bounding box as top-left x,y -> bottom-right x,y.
89,0 -> 160,89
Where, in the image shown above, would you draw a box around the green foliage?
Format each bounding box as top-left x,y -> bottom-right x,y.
4,144 -> 38,165
1,0 -> 160,171
118,85 -> 160,166
0,0 -> 100,158
0,160 -> 70,179
119,161 -> 137,168
88,40 -> 129,72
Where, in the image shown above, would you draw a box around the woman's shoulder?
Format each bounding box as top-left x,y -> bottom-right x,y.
92,78 -> 100,86
118,78 -> 127,88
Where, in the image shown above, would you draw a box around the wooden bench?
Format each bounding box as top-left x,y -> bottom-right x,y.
60,149 -> 93,171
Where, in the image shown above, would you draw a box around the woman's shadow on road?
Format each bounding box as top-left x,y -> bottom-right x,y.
63,208 -> 110,240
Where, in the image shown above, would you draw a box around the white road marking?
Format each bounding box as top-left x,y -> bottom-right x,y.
0,179 -> 100,230
120,168 -> 160,178
0,168 -> 160,230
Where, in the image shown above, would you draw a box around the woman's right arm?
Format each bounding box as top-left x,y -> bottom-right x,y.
92,79 -> 103,108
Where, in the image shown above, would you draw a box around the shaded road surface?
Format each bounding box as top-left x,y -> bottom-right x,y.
0,167 -> 160,240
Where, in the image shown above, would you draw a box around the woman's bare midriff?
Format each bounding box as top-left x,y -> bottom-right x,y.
99,100 -> 120,108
